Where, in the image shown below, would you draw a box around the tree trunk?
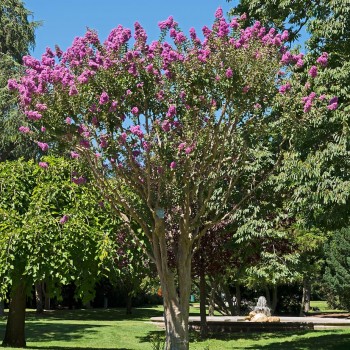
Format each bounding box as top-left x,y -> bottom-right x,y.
35,281 -> 44,313
222,283 -> 236,316
265,286 -> 271,308
44,282 -> 50,310
271,285 -> 278,314
2,282 -> 27,347
208,277 -> 217,316
0,300 -> 4,316
199,268 -> 208,338
153,220 -> 192,350
300,277 -> 311,316
126,293 -> 132,315
235,284 -> 241,315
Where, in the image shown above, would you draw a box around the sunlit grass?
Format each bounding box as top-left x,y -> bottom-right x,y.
0,305 -> 350,349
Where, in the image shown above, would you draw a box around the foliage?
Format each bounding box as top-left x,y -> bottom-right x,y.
0,0 -> 40,161
229,0 -> 350,230
323,227 -> 350,311
0,157 -> 116,302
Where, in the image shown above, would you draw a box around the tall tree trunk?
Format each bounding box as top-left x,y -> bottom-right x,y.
2,282 -> 27,347
44,282 -> 50,310
265,286 -> 271,308
271,285 -> 278,314
222,283 -> 236,316
126,293 -> 132,315
208,277 -> 217,316
153,220 -> 192,350
199,268 -> 208,338
0,300 -> 4,316
35,281 -> 44,313
235,284 -> 241,315
300,277 -> 311,316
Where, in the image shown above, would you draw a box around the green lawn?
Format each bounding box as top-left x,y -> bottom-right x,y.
1,305 -> 350,349
309,300 -> 347,313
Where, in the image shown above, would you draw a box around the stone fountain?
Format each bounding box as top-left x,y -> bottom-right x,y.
245,296 -> 280,322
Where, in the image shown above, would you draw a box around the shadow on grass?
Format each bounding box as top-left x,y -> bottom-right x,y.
0,323 -> 133,350
2,306 -> 165,322
192,330 -> 350,349
139,329 -> 350,350
26,348 -> 131,350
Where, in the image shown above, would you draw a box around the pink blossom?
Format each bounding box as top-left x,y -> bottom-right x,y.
19,126 -> 30,133
39,162 -> 48,169
130,125 -> 144,138
254,103 -> 261,109
70,151 -> 80,159
240,13 -> 247,21
119,132 -> 127,144
170,161 -> 177,169
215,7 -> 223,19
142,141 -> 151,151
79,139 -> 90,148
131,106 -> 139,115
178,142 -> 186,151
327,97 -> 338,110
319,94 -> 326,101
37,142 -> 49,152
308,65 -> 318,78
35,103 -> 47,111
226,68 -> 233,78
59,215 -> 69,224
72,176 -> 87,185
25,110 -> 42,120
41,126 -> 46,132
316,52 -> 328,67
7,79 -> 18,90
65,117 -> 72,124
281,30 -> 289,41
279,82 -> 291,94
161,120 -> 171,132
166,105 -> 176,118
185,147 -> 192,155
242,86 -> 250,93
99,91 -> 109,105
69,85 -> 78,96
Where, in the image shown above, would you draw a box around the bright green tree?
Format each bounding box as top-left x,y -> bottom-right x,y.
0,157 -> 116,347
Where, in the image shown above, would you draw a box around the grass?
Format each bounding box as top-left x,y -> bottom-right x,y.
0,304 -> 350,349
309,300 -> 347,313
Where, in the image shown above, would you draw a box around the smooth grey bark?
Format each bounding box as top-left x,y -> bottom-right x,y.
153,219 -> 192,350
44,282 -> 50,310
2,282 -> 27,347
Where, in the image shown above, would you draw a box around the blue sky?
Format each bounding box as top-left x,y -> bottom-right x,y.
24,0 -> 237,58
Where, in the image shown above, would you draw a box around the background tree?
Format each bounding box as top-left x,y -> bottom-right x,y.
9,9 -> 336,349
0,0 -> 40,161
323,227 -> 350,311
0,157 -> 116,347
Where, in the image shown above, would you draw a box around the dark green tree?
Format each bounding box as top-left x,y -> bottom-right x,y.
323,227 -> 350,311
0,0 -> 40,161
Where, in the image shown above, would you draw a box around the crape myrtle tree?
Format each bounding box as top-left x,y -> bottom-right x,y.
0,157 -> 116,347
9,9 -> 336,349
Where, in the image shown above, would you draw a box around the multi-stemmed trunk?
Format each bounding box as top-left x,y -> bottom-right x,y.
153,220 -> 192,350
2,281 -> 27,347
